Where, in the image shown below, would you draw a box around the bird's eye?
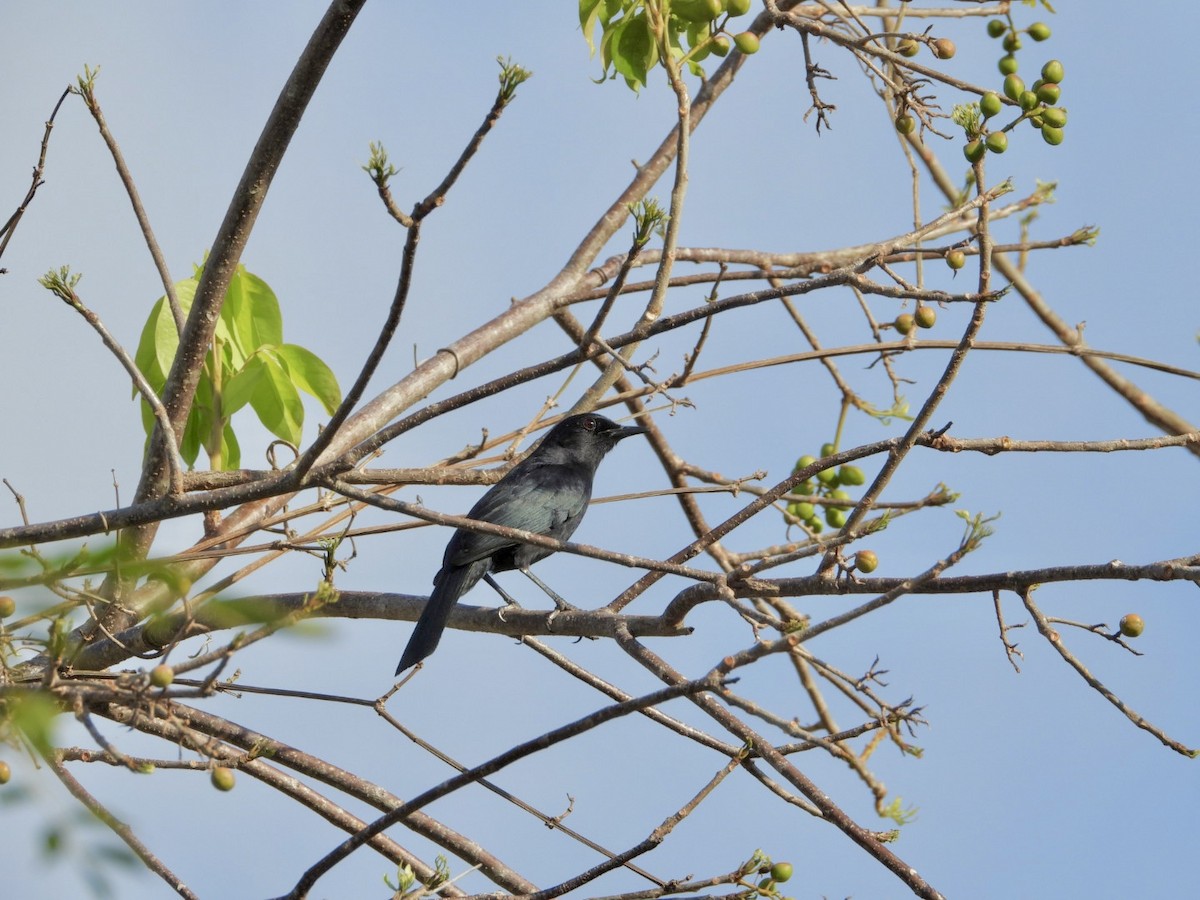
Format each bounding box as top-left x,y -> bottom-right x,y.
583,417 -> 596,431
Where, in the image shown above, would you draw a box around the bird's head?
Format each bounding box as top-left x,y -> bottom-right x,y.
538,413 -> 646,465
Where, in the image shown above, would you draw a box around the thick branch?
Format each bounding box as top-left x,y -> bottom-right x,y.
135,0 -> 367,507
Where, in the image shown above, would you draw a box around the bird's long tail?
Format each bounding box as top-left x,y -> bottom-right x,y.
395,560 -> 487,674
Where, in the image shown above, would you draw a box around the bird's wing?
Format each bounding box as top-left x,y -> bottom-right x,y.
443,464 -> 590,568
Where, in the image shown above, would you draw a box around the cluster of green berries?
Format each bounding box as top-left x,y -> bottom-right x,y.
894,305 -> 937,334
786,444 -> 866,532
965,20 -> 1066,158
673,0 -> 760,61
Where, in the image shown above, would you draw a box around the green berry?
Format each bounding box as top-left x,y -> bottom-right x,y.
894,312 -> 915,334
947,249 -> 967,269
963,139 -> 985,163
1040,59 -> 1064,84
0,596 -> 14,618
794,454 -> 817,472
854,550 -> 879,574
1002,32 -> 1021,53
1018,90 -> 1039,111
733,32 -> 760,54
673,0 -> 723,22
727,0 -> 753,15
839,464 -> 866,486
998,54 -> 1018,76
0,761 -> 10,785
979,92 -> 1003,118
1036,82 -> 1061,105
987,19 -> 1007,39
985,132 -> 1008,154
1119,614 -> 1144,638
1028,22 -> 1051,41
1041,124 -> 1064,145
915,306 -> 937,329
1041,106 -> 1067,128
1002,73 -> 1025,101
770,862 -> 794,883
895,114 -> 916,135
825,507 -> 847,529
816,467 -> 839,486
150,665 -> 174,688
211,767 -> 236,792
820,443 -> 837,458
786,501 -> 812,520
710,35 -> 731,57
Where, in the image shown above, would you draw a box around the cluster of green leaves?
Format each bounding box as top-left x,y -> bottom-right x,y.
384,854 -> 450,897
956,14 -> 1067,160
134,265 -> 341,470
785,443 -> 867,533
580,0 -> 757,92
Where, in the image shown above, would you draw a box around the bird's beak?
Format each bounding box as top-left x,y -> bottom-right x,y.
614,423 -> 647,442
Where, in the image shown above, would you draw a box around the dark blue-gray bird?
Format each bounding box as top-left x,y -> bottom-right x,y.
395,413 -> 646,674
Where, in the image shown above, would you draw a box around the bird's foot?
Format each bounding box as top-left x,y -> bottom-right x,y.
551,596 -> 580,613
496,594 -> 523,623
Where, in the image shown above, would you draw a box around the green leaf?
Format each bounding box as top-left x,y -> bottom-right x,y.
138,395 -> 156,442
599,11 -> 618,73
179,399 -> 205,468
94,844 -> 142,869
580,0 -> 605,55
225,266 -> 283,357
275,344 -> 342,415
611,11 -> 656,91
221,419 -> 241,470
222,353 -> 267,418
251,349 -> 304,446
8,690 -> 60,757
133,276 -> 198,401
133,298 -> 168,395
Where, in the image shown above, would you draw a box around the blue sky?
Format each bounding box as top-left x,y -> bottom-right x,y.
1,3 -> 1198,898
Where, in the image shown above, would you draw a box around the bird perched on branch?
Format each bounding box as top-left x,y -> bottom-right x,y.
395,412 -> 647,674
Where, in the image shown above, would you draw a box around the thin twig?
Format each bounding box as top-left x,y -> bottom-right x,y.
992,589 -> 1024,673
282,676 -> 724,898
1019,588 -> 1195,756
75,71 -> 182,332
0,87 -> 71,265
42,279 -> 184,495
42,749 -> 199,899
294,63 -> 529,481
